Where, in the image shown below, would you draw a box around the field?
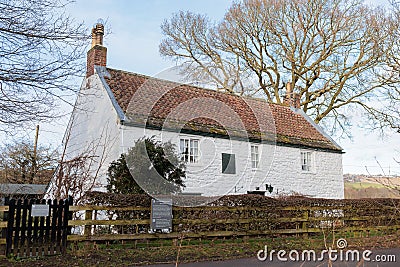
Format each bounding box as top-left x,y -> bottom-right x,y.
344,176 -> 400,199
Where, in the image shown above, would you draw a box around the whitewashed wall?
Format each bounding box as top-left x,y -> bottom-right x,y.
56,72 -> 122,191
121,126 -> 344,199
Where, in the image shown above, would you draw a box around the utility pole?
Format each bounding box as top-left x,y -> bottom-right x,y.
31,125 -> 39,183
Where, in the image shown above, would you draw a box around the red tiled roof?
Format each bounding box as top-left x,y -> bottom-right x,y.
104,68 -> 341,151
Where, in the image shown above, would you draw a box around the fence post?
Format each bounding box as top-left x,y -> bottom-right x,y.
1,197 -> 9,256
84,209 -> 93,237
302,209 -> 309,238
5,199 -> 15,257
62,199 -> 70,253
67,196 -> 73,236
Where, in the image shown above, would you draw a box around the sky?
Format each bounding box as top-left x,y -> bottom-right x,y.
3,0 -> 399,175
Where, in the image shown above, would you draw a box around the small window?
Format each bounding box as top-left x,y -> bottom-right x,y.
180,138 -> 199,163
222,153 -> 236,174
251,145 -> 259,169
301,151 -> 312,171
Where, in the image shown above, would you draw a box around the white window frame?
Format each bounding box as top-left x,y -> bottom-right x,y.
301,151 -> 313,172
251,145 -> 259,169
179,138 -> 199,163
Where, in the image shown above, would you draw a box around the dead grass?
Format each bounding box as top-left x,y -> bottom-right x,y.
2,233 -> 400,267
344,180 -> 400,199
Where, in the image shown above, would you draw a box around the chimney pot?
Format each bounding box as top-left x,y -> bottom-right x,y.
286,82 -> 292,96
284,82 -> 292,106
284,82 -> 301,108
91,23 -> 104,48
86,23 -> 107,77
293,93 -> 300,109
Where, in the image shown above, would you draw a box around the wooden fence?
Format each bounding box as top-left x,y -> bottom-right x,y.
4,199 -> 70,257
0,201 -> 399,253
65,204 -> 400,242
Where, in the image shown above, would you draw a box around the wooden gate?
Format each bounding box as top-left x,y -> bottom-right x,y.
5,198 -> 70,257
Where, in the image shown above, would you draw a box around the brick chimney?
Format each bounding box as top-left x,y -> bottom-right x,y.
86,23 -> 107,77
284,82 -> 300,109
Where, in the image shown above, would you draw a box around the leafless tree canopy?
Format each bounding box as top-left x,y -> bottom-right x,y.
160,0 -> 400,135
0,0 -> 88,130
0,141 -> 58,184
380,0 -> 400,133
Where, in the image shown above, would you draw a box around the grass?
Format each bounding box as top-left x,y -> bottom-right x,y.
2,231 -> 400,267
344,182 -> 387,189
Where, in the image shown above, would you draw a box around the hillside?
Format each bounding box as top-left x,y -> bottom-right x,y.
344,174 -> 400,199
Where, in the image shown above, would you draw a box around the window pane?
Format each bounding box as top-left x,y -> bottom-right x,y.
222,153 -> 236,174
180,139 -> 189,162
255,158 -> 259,168
301,152 -> 311,171
193,149 -> 198,162
252,160 -> 257,169
251,145 -> 259,169
180,139 -> 184,154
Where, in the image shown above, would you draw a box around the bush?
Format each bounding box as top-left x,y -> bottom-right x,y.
107,137 -> 186,195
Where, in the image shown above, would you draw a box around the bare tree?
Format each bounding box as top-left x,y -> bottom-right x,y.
160,0 -> 400,135
360,157 -> 400,198
47,117 -> 116,205
371,0 -> 400,133
0,141 -> 58,184
0,0 -> 88,131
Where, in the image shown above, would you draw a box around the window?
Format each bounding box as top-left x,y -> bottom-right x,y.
222,153 -> 236,174
301,151 -> 312,171
180,138 -> 199,163
251,145 -> 259,169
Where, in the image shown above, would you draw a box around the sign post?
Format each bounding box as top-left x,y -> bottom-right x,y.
150,198 -> 172,233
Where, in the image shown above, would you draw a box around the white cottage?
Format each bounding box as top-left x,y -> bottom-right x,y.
61,24 -> 344,199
